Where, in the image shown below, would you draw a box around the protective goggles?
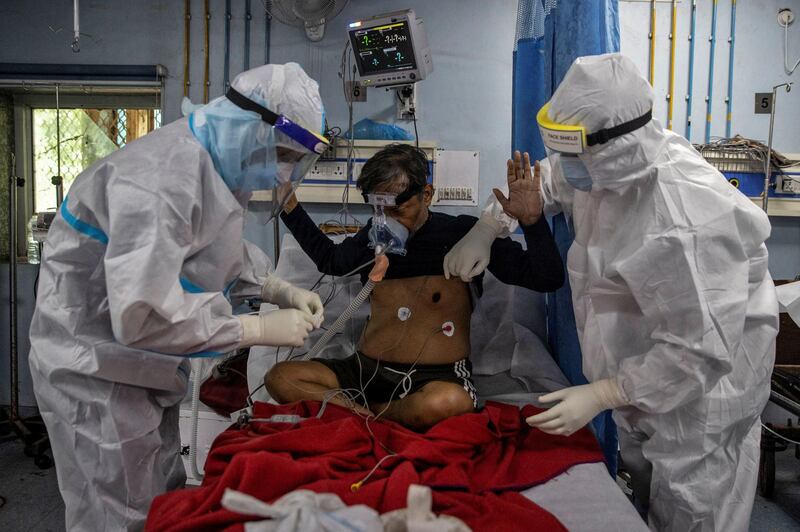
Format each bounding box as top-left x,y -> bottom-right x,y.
360,182 -> 424,206
226,87 -> 330,155
536,102 -> 652,155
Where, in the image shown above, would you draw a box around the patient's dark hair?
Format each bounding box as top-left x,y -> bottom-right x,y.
357,143 -> 428,194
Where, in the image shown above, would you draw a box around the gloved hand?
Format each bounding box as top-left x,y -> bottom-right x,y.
237,310 -> 315,348
443,215 -> 503,282
261,276 -> 323,324
526,378 -> 628,436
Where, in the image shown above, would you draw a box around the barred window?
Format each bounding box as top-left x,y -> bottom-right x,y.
32,108 -> 162,213
2,78 -> 164,260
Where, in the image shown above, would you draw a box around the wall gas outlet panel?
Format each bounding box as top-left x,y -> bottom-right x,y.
432,150 -> 479,207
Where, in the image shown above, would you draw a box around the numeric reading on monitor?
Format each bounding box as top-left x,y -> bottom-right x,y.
352,21 -> 417,75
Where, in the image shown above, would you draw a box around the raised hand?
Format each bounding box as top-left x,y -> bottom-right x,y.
492,151 -> 543,226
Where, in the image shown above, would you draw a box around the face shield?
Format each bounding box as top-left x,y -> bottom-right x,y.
537,103 -> 589,155
365,193 -> 409,256
536,102 -> 653,191
225,87 -> 329,217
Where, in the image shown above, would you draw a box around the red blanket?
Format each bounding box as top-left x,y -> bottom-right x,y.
147,401 -> 603,531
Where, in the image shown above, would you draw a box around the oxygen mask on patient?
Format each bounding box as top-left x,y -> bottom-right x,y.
366,193 -> 409,256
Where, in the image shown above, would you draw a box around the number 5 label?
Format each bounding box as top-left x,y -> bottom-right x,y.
755,93 -> 773,114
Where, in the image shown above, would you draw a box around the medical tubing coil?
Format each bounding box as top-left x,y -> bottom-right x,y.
190,368 -> 204,481
305,279 -> 375,360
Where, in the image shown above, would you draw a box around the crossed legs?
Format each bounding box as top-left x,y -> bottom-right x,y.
265,360 -> 474,429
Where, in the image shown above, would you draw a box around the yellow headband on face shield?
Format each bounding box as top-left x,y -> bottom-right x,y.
537,102 -> 655,155
536,103 -> 587,155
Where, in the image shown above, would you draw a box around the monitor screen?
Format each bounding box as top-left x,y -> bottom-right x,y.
349,20 -> 417,75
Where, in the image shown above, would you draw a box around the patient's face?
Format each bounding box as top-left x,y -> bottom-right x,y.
373,180 -> 434,235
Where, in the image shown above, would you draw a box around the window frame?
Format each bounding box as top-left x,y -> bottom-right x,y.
10,88 -> 163,259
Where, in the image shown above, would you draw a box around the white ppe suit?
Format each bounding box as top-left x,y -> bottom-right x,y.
470,54 -> 778,531
28,63 -> 324,531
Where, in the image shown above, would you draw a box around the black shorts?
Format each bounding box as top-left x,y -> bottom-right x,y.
315,352 -> 478,408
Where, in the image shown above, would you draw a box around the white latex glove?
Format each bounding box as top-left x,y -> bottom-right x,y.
237,310 -> 315,348
526,378 -> 628,436
442,215 -> 503,282
261,276 -> 323,325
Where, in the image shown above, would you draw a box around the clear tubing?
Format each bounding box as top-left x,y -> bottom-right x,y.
305,279 -> 376,359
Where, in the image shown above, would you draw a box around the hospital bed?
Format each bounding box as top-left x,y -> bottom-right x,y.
181,232 -> 647,531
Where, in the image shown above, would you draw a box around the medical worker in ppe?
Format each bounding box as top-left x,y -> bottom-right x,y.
443,53 -> 778,532
28,62 -> 329,531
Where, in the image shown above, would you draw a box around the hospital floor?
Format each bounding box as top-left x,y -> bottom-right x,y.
1,439 -> 800,531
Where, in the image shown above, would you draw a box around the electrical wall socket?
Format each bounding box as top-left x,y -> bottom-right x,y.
780,174 -> 800,194
306,161 -> 366,183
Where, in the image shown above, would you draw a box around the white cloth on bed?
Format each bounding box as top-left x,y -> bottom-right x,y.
220,485 -> 472,532
221,488 -> 384,532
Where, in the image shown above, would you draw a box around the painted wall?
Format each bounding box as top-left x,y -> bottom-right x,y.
620,0 -> 800,149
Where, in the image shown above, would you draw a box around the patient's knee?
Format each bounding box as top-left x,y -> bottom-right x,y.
264,362 -> 293,403
421,385 -> 474,425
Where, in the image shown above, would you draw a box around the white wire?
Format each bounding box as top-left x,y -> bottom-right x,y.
762,422 -> 800,446
785,22 -> 800,75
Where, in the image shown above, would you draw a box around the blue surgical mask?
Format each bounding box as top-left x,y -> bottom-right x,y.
189,98 -> 278,197
559,155 -> 593,192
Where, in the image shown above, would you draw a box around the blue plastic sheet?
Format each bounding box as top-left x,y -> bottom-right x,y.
344,118 -> 414,141
511,0 -> 620,475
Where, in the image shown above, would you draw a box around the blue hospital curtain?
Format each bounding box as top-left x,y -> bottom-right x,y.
511,0 -> 620,475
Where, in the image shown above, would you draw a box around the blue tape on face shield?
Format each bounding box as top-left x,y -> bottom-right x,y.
558,154 -> 593,192
366,193 -> 409,256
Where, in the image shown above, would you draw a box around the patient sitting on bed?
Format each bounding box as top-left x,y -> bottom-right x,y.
265,144 -> 563,429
